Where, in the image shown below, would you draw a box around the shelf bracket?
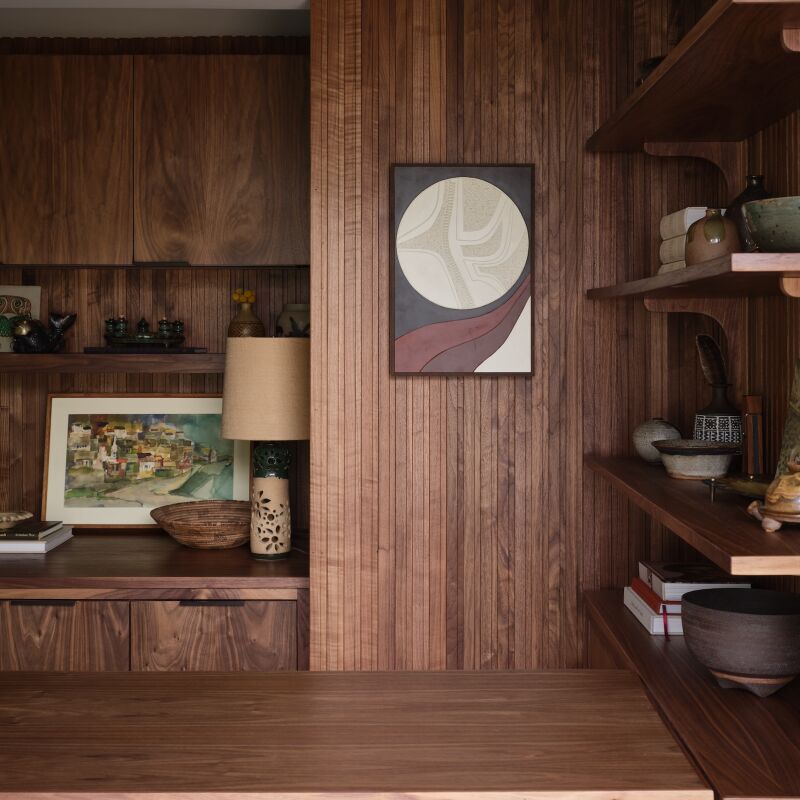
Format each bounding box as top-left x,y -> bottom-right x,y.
783,26 -> 800,53
643,141 -> 746,205
644,296 -> 748,404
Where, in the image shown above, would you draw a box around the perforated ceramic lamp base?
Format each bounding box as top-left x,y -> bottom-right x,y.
249,442 -> 292,560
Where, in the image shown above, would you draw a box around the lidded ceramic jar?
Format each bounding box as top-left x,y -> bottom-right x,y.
685,208 -> 741,266
633,418 -> 681,463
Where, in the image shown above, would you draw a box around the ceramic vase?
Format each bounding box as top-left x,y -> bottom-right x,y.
693,385 -> 742,445
726,175 -> 771,252
228,302 -> 265,338
276,303 -> 310,337
685,208 -> 741,266
632,418 -> 681,463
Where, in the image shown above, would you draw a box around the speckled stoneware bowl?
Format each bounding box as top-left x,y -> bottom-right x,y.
683,588 -> 800,697
652,438 -> 738,480
743,196 -> 800,252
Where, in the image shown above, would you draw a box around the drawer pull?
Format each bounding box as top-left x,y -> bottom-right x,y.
178,600 -> 245,607
10,600 -> 76,607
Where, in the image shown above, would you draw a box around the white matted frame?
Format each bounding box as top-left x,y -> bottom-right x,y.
43,394 -> 249,528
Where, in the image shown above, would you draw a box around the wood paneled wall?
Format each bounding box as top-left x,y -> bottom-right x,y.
310,0 -> 726,670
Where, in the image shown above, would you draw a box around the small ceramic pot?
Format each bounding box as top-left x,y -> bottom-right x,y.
653,438 -> 737,480
726,175 -> 771,252
742,196 -> 800,252
228,302 -> 265,338
685,208 -> 741,266
763,463 -> 800,517
276,303 -> 310,337
632,418 -> 681,463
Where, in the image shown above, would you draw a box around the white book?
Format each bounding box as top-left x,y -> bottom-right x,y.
0,527 -> 73,554
659,234 -> 687,264
657,260 -> 686,275
659,207 -> 707,240
638,562 -> 750,601
624,586 -> 683,636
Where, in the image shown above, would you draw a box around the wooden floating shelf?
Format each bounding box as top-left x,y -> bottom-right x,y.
586,253 -> 800,299
587,0 -> 800,151
0,353 -> 225,374
586,455 -> 800,576
586,590 -> 800,800
0,263 -> 309,270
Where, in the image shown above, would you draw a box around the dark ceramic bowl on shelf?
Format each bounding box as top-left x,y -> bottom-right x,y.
682,588 -> 800,697
742,196 -> 800,252
653,439 -> 738,480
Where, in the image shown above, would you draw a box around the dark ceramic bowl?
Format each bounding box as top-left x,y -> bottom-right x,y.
682,588 -> 800,697
742,196 -> 800,252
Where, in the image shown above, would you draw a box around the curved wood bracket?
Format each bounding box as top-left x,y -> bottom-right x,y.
644,296 -> 748,404
783,26 -> 800,53
643,141 -> 746,205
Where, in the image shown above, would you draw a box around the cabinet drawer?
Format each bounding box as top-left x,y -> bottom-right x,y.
0,600 -> 130,671
131,600 -> 297,671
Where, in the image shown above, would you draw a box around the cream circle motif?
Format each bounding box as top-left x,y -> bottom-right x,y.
396,177 -> 529,310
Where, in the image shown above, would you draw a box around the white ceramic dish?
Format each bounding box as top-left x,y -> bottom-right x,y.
653,439 -> 738,480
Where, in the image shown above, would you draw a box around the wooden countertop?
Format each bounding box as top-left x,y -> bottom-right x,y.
0,532 -> 309,597
586,591 -> 800,800
0,671 -> 710,799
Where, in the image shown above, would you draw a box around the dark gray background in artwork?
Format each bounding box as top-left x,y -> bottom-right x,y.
393,165 -> 533,339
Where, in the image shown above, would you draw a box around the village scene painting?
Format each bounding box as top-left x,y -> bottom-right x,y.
63,413 -> 235,509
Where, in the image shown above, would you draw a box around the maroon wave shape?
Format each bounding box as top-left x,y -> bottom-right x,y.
422,289 -> 529,372
394,276 -> 530,373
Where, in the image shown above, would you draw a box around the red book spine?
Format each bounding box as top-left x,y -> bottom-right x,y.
631,577 -> 681,616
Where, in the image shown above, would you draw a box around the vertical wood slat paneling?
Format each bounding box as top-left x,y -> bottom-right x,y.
310,0 -> 733,670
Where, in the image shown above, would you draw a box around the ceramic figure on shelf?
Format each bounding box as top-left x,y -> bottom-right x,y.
693,334 -> 741,444
228,289 -> 265,338
726,175 -> 771,252
276,303 -> 310,337
632,418 -> 681,463
685,208 -> 741,266
12,312 -> 76,354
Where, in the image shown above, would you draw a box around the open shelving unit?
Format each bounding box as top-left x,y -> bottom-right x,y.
587,253 -> 800,300
587,0 -> 800,152
0,352 -> 225,374
586,590 -> 800,800
587,456 -> 800,576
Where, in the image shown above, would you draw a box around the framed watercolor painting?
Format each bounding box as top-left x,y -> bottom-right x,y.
392,165 -> 533,374
43,395 -> 249,527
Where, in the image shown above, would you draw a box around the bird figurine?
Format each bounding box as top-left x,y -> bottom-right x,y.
13,312 -> 77,354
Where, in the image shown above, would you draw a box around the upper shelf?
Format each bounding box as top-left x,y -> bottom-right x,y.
587,455 -> 800,576
587,0 -> 800,151
0,353 -> 225,374
587,253 -> 800,299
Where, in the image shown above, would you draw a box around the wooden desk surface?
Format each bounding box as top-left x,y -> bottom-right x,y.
0,671 -> 710,799
0,532 -> 309,596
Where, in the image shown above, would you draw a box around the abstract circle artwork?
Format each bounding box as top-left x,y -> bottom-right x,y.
392,166 -> 533,374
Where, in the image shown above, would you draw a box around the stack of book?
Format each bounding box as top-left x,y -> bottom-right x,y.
624,561 -> 751,636
0,520 -> 73,554
658,207 -> 707,274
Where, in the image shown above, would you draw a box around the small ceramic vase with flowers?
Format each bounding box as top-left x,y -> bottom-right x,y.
228,289 -> 265,338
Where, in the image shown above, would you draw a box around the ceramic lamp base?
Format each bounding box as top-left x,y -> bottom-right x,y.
250,474 -> 292,559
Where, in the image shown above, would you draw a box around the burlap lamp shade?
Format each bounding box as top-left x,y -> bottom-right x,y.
222,337 -> 310,559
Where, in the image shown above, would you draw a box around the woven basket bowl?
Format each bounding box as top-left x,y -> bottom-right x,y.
150,501 -> 250,549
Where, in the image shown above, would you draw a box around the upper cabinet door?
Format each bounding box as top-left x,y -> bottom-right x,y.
0,56 -> 134,265
134,55 -> 310,266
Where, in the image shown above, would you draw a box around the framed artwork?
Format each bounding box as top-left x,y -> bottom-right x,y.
43,395 -> 249,527
0,285 -> 41,352
392,165 -> 533,374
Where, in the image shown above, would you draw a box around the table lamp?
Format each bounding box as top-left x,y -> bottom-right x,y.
222,337 -> 310,559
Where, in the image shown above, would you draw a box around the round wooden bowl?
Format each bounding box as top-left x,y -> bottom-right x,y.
150,501 -> 250,549
683,588 -> 800,697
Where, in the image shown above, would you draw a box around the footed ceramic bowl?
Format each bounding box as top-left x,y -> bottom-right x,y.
652,439 -> 737,480
743,196 -> 800,252
682,588 -> 800,697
